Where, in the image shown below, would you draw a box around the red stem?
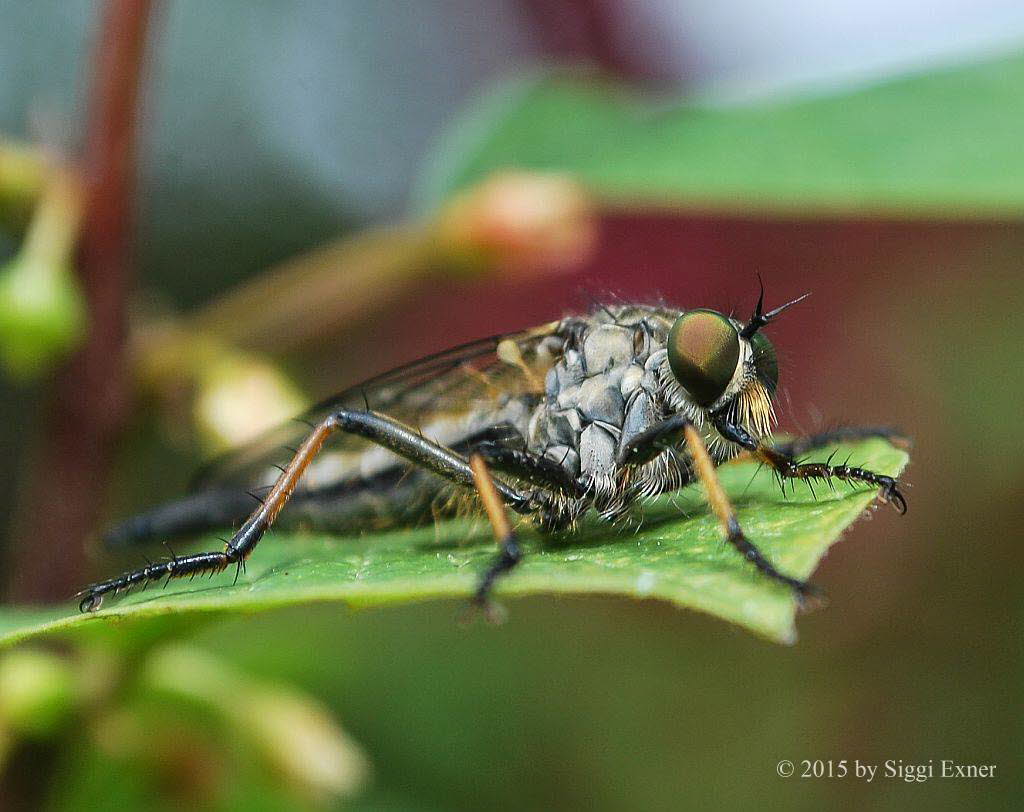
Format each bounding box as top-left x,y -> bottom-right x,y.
7,0 -> 155,602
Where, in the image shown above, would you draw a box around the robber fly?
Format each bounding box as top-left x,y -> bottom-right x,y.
78,286 -> 906,613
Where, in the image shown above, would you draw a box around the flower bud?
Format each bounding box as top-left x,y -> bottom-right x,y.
435,171 -> 597,276
193,351 -> 308,453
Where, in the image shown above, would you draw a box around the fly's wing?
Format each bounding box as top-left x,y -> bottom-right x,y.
99,324 -> 566,549
191,323 -> 562,492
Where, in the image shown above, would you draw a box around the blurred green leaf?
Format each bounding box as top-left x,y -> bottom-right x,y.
0,438 -> 907,647
0,649 -> 77,737
416,54 -> 1024,218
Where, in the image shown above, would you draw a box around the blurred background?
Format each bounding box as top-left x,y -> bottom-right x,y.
0,1 -> 1021,809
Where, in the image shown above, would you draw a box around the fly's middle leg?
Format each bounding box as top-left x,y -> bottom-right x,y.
471,441 -> 584,496
468,454 -> 524,621
78,410 -> 534,612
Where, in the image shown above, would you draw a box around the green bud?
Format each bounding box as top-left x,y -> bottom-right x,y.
0,254 -> 86,378
0,169 -> 86,380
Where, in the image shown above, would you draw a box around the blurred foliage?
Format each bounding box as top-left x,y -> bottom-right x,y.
124,170 -> 594,454
0,438 -> 906,648
0,141 -> 45,231
0,166 -> 85,379
0,643 -> 368,810
0,648 -> 76,739
417,53 -> 1024,218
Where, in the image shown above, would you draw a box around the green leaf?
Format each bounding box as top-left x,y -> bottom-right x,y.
0,438 -> 907,647
415,53 -> 1024,218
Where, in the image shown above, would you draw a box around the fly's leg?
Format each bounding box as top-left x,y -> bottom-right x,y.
617,414 -> 818,602
471,441 -> 584,496
459,422 -> 583,496
616,413 -> 689,467
681,423 -> 822,604
713,415 -> 907,514
468,454 -> 524,621
78,410 -> 533,612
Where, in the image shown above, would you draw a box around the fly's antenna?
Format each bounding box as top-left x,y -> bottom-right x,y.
740,274 -> 810,339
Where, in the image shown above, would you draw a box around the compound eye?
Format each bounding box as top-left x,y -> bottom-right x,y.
750,332 -> 779,395
667,309 -> 740,406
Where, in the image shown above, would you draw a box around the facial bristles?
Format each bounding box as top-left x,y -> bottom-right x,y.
736,380 -> 777,440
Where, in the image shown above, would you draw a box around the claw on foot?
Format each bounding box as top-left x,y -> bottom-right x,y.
881,479 -> 908,514
77,591 -> 102,613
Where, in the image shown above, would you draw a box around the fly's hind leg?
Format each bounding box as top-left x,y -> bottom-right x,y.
78,410 -> 534,612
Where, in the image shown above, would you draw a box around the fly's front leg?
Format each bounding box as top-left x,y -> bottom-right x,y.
618,414 -> 818,602
681,423 -> 822,604
468,454 -> 524,622
616,413 -> 689,467
713,415 -> 907,514
78,410 -> 533,612
472,441 -> 584,496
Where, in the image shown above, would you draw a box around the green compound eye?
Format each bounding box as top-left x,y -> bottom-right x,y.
750,331 -> 779,395
667,309 -> 740,406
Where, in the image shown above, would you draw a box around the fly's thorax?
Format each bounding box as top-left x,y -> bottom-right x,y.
529,311 -> 679,512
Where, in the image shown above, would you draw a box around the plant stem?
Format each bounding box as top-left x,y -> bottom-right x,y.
7,0 -> 156,603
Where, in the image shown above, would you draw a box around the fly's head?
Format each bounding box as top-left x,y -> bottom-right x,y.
661,284 -> 808,443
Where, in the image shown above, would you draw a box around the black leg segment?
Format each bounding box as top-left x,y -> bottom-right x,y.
616,414 -> 689,467
471,441 -> 583,496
